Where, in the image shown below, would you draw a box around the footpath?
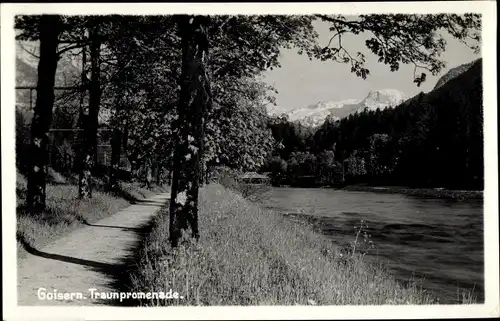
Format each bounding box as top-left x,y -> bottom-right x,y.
17,192 -> 170,306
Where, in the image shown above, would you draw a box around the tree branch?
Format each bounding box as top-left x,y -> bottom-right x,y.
315,14 -> 362,30
57,42 -> 89,56
18,42 -> 40,59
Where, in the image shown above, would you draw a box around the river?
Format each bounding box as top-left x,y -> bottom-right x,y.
258,187 -> 484,304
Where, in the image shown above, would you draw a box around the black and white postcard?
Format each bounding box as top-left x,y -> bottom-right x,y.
1,2 -> 498,320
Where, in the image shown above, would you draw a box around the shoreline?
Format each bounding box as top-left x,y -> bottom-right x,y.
271,182 -> 483,200
129,183 -> 454,305
339,185 -> 483,200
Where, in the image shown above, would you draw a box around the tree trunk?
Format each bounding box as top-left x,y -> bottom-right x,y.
199,161 -> 205,186
78,112 -> 93,198
342,160 -> 345,183
27,15 -> 61,213
79,23 -> 101,198
108,127 -> 122,190
156,158 -> 164,185
167,152 -> 174,186
108,53 -> 126,190
89,25 -> 102,168
74,30 -> 87,175
122,118 -> 129,155
169,15 -> 212,247
142,158 -> 153,189
167,169 -> 172,186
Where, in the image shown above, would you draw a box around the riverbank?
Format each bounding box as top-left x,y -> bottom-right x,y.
128,183 -> 447,306
341,184 -> 483,200
16,170 -> 169,260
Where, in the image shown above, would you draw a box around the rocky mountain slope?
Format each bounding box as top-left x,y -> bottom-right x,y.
15,41 -> 110,124
269,89 -> 408,127
16,41 -> 81,88
433,59 -> 479,90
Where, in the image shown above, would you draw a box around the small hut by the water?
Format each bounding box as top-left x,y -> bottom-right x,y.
239,172 -> 271,185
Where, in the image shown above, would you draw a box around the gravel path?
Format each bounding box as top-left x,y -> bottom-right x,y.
17,192 -> 170,306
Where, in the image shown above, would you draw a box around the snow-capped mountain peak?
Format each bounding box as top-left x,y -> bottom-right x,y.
268,89 -> 408,127
361,89 -> 408,110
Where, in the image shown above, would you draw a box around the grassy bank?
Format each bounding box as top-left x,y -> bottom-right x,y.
129,183 -> 445,306
341,184 -> 483,200
16,170 -> 169,260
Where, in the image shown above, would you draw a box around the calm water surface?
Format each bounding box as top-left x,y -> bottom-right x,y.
258,187 -> 484,304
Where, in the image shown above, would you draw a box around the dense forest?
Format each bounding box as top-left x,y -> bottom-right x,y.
262,58 -> 483,190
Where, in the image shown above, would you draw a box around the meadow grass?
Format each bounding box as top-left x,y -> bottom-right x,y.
16,170 -> 169,260
130,183 -> 442,306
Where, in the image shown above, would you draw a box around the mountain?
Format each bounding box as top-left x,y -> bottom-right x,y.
433,59 -> 479,90
16,41 -> 81,87
15,40 -> 111,124
426,58 -> 482,104
359,89 -> 408,111
269,89 -> 408,127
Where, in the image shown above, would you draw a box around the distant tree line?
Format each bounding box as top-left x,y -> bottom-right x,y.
263,59 -> 483,190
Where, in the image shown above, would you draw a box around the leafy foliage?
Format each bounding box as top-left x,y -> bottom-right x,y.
315,14 -> 481,84
205,79 -> 274,172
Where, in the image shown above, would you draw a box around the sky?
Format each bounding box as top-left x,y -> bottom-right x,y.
261,19 -> 481,112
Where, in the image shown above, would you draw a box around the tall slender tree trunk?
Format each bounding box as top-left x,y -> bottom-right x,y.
89,26 -> 102,168
169,15 -> 212,247
342,159 -> 345,183
199,161 -> 205,186
159,167 -> 163,186
108,126 -> 122,190
79,23 -> 102,198
108,54 -> 126,191
166,151 -> 174,186
167,167 -> 172,186
27,15 -> 61,213
78,112 -> 93,198
154,152 -> 165,186
77,28 -> 89,196
145,159 -> 153,189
